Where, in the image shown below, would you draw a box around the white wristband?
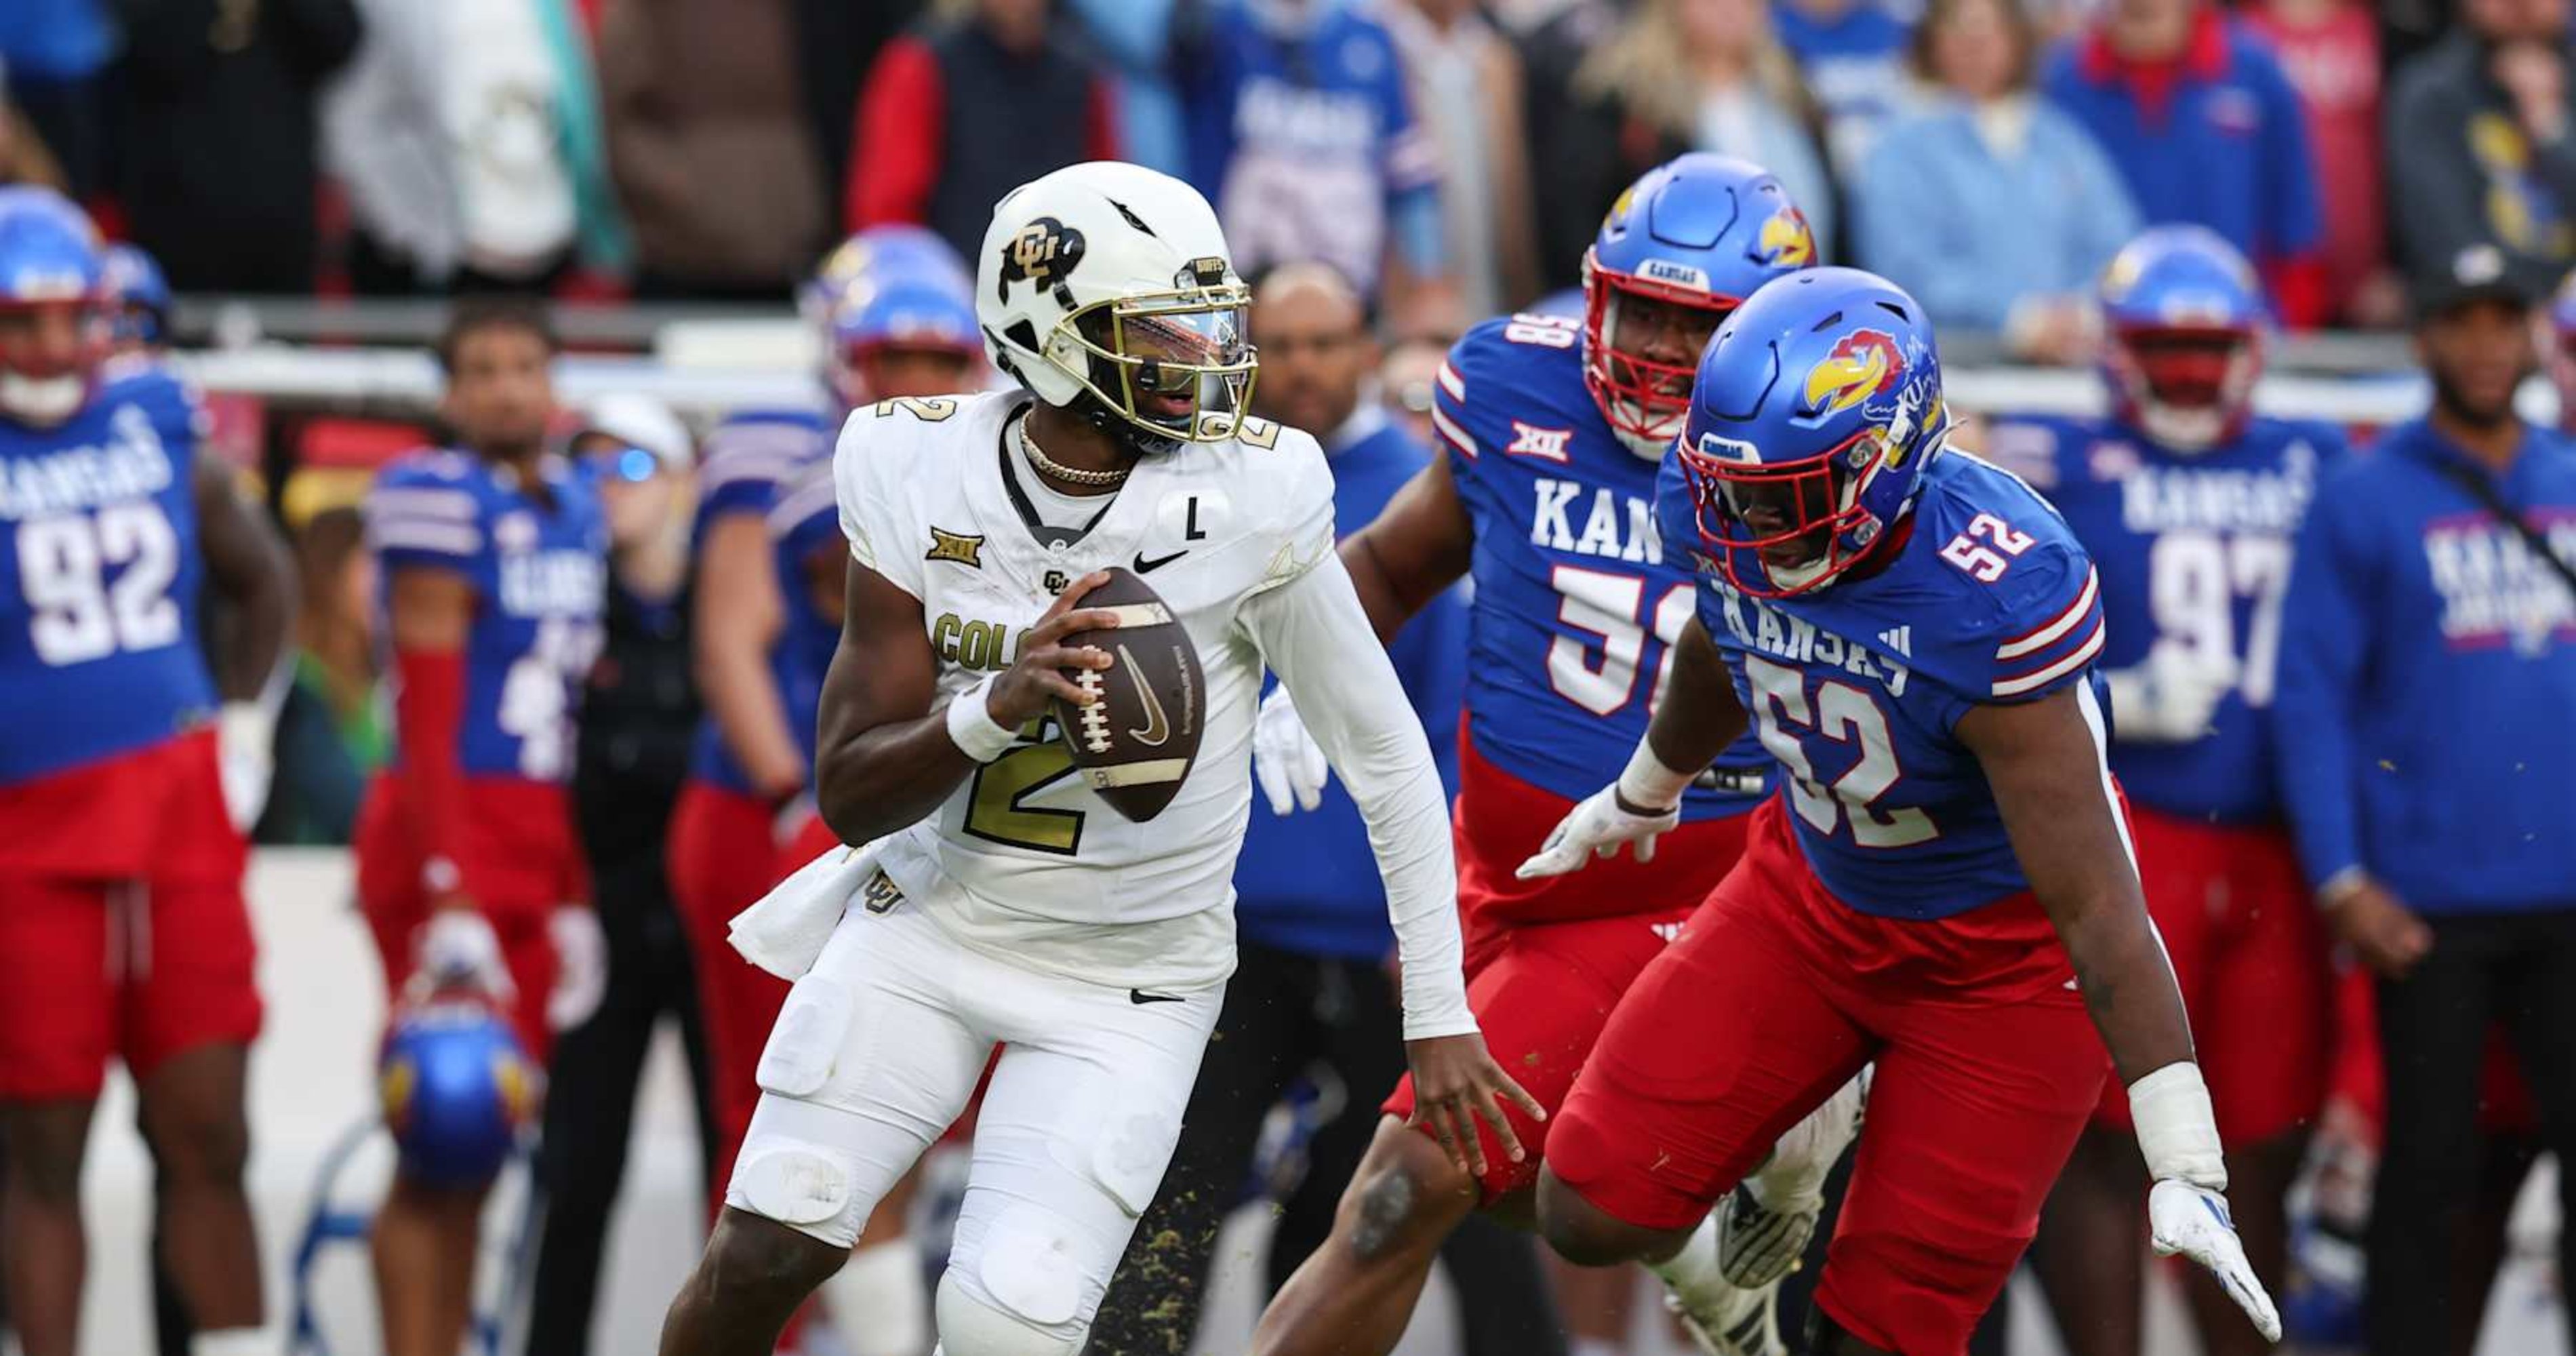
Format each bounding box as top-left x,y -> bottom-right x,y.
944,675 -> 1021,763
2129,1061 -> 2228,1190
1615,739 -> 1694,812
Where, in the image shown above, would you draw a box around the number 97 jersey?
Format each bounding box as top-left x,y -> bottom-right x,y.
0,364 -> 216,789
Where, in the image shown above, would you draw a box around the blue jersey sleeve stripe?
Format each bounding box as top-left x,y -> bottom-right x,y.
1994,565 -> 2099,660
368,521 -> 483,558
1430,403 -> 1475,459
1992,606 -> 2106,697
366,487 -> 478,521
767,479 -> 839,537
1436,360 -> 1465,404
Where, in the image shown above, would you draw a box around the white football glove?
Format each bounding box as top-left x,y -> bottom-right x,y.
2105,645 -> 2238,744
2150,1178 -> 2282,1342
1515,784 -> 1681,879
415,909 -> 515,1003
216,701 -> 276,831
546,905 -> 608,1033
1251,684 -> 1331,815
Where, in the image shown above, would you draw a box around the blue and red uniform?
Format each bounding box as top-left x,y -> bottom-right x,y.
664,409 -> 832,1191
1378,313 -> 1772,1197
1549,447 -> 2120,1355
1995,411 -> 2344,1145
769,463 -> 845,873
356,449 -> 606,1059
0,363 -> 258,1100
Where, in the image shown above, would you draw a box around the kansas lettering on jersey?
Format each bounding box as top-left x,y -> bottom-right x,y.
366,450 -> 607,782
836,391 -> 1335,991
768,461 -> 842,774
691,408 -> 832,794
0,363 -> 217,784
1656,448 -> 2110,919
1988,414 -> 2342,822
1432,313 -> 1769,818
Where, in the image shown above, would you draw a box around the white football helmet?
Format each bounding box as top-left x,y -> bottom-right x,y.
976,161 -> 1257,452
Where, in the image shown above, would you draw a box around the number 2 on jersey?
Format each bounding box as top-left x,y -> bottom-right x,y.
1746,656 -> 1935,848
963,718 -> 1084,854
18,502 -> 182,666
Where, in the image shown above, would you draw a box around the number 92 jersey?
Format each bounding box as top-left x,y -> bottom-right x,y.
365,450 -> 607,782
1656,447 -> 2111,920
0,363 -> 216,786
835,391 -> 1338,993
1432,314 -> 1769,818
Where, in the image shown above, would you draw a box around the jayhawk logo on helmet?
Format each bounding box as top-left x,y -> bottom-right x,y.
1803,330 -> 1907,417
1756,206 -> 1816,268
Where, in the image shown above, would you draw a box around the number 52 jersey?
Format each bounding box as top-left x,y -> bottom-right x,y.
834,391 -> 1339,994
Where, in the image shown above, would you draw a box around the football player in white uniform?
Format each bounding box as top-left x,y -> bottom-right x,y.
656,162 -> 1536,1356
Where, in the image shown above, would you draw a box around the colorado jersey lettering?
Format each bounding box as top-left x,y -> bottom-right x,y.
366,450 -> 607,782
1657,447 -> 2109,919
1434,313 -> 1768,817
1988,414 -> 2341,822
0,363 -> 216,784
689,408 -> 831,793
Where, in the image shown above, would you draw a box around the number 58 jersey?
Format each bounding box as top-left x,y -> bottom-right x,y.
834,392 -> 1340,993
0,363 -> 216,788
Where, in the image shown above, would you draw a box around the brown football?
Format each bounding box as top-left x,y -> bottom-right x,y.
1050,567 -> 1205,822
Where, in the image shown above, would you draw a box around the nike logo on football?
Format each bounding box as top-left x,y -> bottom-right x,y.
1133,549 -> 1188,573
1120,643 -> 1171,747
1129,989 -> 1185,1005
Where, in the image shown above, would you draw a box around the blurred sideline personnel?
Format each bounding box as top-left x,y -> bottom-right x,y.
1521,267 -> 2279,1356
355,297 -> 608,1356
2274,245 -> 2576,1356
1091,262 -> 1561,1356
1990,226 -> 2343,1356
1251,155 -> 1855,1356
676,226 -> 981,1356
658,160 -> 1531,1356
526,395 -> 720,1356
0,187 -> 293,1356
103,242 -> 173,354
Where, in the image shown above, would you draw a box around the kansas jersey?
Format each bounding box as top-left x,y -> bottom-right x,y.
768,461 -> 843,774
0,363 -> 218,785
689,408 -> 832,794
1432,313 -> 1768,819
366,450 -> 607,782
1988,414 -> 2341,822
836,391 -> 1337,991
1656,447 -> 2110,919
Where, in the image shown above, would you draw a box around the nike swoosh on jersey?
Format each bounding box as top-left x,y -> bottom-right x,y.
1133,549 -> 1188,573
1129,989 -> 1185,1005
1120,643 -> 1171,746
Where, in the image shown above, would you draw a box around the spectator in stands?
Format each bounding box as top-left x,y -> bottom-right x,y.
0,65 -> 69,190
2550,270 -> 2576,432
2246,0 -> 2404,326
847,0 -> 1118,271
2385,0 -> 2576,306
2042,0 -> 2329,327
1380,334 -> 1449,449
259,501 -> 385,845
1536,0 -> 1834,290
1518,0 -> 1626,290
1853,0 -> 2139,361
115,0 -> 362,294
1186,0 -> 1453,336
1386,0 -> 1542,320
0,0 -> 111,197
527,395 -> 717,1356
1065,0 -> 1188,176
327,0 -> 605,294
792,0 -> 926,199
1773,0 -> 1917,175
601,0 -> 824,298
2274,244 -> 2576,1356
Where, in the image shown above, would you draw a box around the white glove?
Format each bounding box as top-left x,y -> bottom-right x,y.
1514,784 -> 1681,879
546,906 -> 608,1033
2105,645 -> 2238,744
1251,684 -> 1331,815
415,910 -> 515,1003
216,701 -> 276,831
2150,1178 -> 2282,1342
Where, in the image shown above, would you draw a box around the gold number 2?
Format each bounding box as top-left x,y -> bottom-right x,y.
962,719 -> 1085,854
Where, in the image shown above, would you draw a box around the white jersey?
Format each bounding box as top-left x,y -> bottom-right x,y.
835,391 -> 1337,992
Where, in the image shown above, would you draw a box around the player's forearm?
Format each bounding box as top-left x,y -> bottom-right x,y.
2051,892 -> 2196,1083
1337,530 -> 1431,645
1640,618 -> 1747,778
814,709 -> 976,845
698,640 -> 809,796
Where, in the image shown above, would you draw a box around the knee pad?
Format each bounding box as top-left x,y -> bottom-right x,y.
1046,1101 -> 1179,1218
935,1264 -> 1084,1356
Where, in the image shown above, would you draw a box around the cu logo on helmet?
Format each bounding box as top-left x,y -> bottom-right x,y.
997,216 -> 1085,300
1803,330 -> 1908,418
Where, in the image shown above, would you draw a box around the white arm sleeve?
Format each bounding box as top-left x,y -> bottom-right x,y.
1240,553 -> 1476,1039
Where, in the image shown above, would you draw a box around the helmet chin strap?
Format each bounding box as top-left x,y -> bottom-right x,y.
0,371 -> 85,426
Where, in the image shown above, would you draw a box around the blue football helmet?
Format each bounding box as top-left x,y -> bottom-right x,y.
102,242 -> 171,350
1583,153 -> 1818,456
2098,224 -> 2267,453
378,994 -> 539,1188
802,224 -> 971,325
809,226 -> 980,407
0,186 -> 107,426
1676,267 -> 1950,598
